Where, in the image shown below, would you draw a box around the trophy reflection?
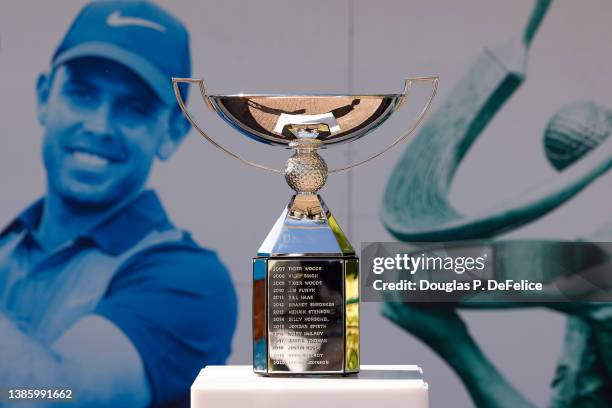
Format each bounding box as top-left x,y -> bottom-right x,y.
173,77 -> 438,375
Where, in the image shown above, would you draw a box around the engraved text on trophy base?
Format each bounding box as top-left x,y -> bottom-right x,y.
268,259 -> 344,373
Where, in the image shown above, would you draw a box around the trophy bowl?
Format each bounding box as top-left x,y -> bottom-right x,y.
172,76 -> 438,376
208,94 -> 404,146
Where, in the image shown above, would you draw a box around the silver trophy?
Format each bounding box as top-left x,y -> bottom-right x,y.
173,76 -> 438,375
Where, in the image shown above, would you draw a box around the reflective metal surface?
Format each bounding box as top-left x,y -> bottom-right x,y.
209,94 -> 402,146
344,259 -> 359,372
253,257 -> 359,375
284,147 -> 328,194
253,259 -> 267,372
267,258 -> 344,373
258,195 -> 355,257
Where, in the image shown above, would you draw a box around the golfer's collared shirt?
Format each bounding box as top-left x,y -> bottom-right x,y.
0,190 -> 237,407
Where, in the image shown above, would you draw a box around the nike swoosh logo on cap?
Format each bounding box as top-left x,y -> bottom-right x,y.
106,10 -> 166,32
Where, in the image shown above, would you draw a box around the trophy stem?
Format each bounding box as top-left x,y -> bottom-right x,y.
284,138 -> 328,195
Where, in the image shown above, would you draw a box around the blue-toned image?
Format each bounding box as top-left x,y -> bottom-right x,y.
0,1 -> 237,407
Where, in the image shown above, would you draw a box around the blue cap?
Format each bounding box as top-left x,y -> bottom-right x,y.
52,0 -> 190,105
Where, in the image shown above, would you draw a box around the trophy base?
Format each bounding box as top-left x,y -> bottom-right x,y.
253,256 -> 359,376
191,366 -> 429,408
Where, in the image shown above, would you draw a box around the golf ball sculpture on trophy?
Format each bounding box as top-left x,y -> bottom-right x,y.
172,76 -> 438,375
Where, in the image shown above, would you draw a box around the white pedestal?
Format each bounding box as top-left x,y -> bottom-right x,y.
191,365 -> 428,408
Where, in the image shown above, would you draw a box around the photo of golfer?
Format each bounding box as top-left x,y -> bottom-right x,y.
0,1 -> 237,407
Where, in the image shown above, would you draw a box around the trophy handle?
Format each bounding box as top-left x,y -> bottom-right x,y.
172,77 -> 283,174
328,76 -> 438,174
